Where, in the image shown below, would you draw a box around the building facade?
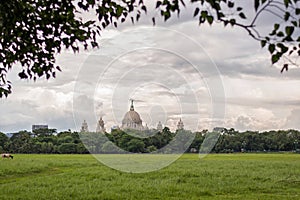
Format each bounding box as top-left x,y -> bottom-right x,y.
157,121 -> 163,131
80,120 -> 89,132
32,125 -> 48,132
96,117 -> 105,133
177,118 -> 184,130
121,100 -> 144,130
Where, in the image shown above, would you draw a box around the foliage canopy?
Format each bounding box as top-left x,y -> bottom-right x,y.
1,128 -> 300,154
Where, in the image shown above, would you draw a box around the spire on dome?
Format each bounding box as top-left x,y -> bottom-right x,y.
129,99 -> 135,111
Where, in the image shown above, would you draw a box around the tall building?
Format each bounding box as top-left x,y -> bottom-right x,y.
32,125 -> 48,132
177,118 -> 184,130
157,121 -> 163,132
80,120 -> 89,132
96,117 -> 105,133
121,99 -> 144,130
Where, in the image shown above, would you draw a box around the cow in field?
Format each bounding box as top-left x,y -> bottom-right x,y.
1,153 -> 13,159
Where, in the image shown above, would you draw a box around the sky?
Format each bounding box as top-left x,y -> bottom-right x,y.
1,1 -> 300,133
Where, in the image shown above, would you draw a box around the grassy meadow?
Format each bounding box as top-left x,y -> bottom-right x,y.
0,153 -> 299,199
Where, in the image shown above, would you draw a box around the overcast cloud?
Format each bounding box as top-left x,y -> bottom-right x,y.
1,2 -> 300,133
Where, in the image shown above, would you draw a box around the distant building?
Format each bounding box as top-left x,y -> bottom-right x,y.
213,127 -> 225,133
5,133 -> 13,138
80,120 -> 89,132
82,100 -> 174,132
121,99 -> 144,130
157,121 -> 163,132
32,125 -> 48,132
96,117 -> 105,133
177,118 -> 184,130
111,125 -> 120,132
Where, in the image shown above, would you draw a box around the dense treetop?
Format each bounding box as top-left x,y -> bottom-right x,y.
1,128 -> 299,154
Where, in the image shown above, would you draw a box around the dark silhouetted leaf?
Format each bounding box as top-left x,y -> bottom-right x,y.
272,54 -> 280,64
268,44 -> 275,53
261,40 -> 267,48
281,64 -> 288,73
254,0 -> 260,11
194,8 -> 200,17
239,12 -> 246,19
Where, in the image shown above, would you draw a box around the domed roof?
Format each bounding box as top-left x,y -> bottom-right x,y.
121,100 -> 143,128
122,110 -> 142,124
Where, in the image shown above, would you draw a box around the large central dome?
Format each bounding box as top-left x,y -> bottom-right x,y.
121,100 -> 144,130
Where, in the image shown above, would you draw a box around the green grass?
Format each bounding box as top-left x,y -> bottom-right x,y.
0,154 -> 299,199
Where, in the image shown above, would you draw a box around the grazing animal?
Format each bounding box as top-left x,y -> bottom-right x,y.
1,153 -> 13,159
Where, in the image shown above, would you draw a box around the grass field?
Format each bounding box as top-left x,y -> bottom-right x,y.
0,153 -> 299,199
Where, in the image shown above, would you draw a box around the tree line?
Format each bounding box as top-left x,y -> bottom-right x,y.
0,128 -> 299,154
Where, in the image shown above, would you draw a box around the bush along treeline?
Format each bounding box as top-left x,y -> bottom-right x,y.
0,128 -> 300,154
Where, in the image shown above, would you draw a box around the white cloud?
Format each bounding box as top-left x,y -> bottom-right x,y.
284,109 -> 300,130
1,3 -> 300,133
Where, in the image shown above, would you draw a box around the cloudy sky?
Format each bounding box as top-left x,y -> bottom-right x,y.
1,2 -> 300,133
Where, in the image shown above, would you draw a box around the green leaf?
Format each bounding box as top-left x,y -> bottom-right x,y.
164,11 -> 170,21
201,11 -> 207,18
261,40 -> 267,48
207,16 -> 213,25
271,54 -> 280,64
268,44 -> 275,53
285,26 -> 294,36
116,6 -> 124,17
296,8 -> 300,15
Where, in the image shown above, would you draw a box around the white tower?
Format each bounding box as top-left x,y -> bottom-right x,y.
80,120 -> 89,132
96,117 -> 105,133
177,118 -> 184,130
157,121 -> 163,131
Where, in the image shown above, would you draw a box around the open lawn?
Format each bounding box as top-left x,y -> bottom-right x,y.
0,153 -> 299,199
